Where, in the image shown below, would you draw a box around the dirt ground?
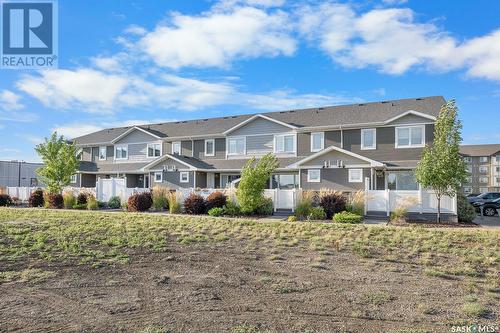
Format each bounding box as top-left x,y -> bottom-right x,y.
0,239 -> 490,333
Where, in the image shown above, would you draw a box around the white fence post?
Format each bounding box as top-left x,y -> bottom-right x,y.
418,185 -> 423,214
364,178 -> 369,214
385,189 -> 390,217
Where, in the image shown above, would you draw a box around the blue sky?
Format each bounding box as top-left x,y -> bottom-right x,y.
1,0 -> 500,162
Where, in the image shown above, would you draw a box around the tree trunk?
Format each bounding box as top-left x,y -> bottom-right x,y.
437,194 -> 441,223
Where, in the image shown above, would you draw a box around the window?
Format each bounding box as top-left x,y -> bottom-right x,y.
115,145 -> 128,159
395,126 -> 424,148
348,169 -> 363,183
70,174 -> 77,183
463,157 -> 472,163
76,148 -> 83,160
467,165 -> 472,173
274,134 -> 295,153
99,146 -> 107,160
228,137 -> 245,155
205,139 -> 215,156
465,176 -> 472,183
387,171 -> 419,190
307,169 -> 320,182
361,128 -> 376,150
479,166 -> 488,173
310,132 -> 324,152
479,187 -> 488,193
154,172 -> 163,183
147,143 -> 161,158
172,141 -> 181,155
271,174 -> 299,189
496,156 -> 500,163
497,167 -> 500,173
463,187 -> 472,194
496,177 -> 500,183
479,176 -> 489,183
480,156 -> 489,163
180,171 -> 189,183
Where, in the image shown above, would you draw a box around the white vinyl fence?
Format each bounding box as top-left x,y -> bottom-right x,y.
95,178 -> 148,202
6,186 -> 95,202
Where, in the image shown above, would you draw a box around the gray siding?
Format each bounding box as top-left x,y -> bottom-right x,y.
304,150 -> 371,167
115,130 -> 158,144
325,130 -> 342,148
0,161 -> 43,187
146,157 -> 190,171
300,168 -> 370,192
387,114 -> 433,126
181,140 -> 192,156
193,139 -> 226,159
128,143 -> 148,161
81,147 -> 92,162
230,117 -> 291,136
153,170 -> 194,188
196,171 -> 207,188
81,174 -> 96,188
297,133 -> 310,156
246,135 -> 273,154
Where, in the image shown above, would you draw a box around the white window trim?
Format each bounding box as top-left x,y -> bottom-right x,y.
114,144 -> 128,160
480,156 -> 489,163
205,139 -> 215,157
274,133 -> 296,154
307,169 -> 321,183
395,125 -> 425,149
147,142 -> 162,158
172,141 -> 181,155
180,171 -> 189,183
479,166 -> 489,173
70,174 -> 77,183
348,168 -> 363,183
463,157 -> 472,163
154,171 -> 163,183
227,136 -> 246,156
98,146 -> 107,161
310,132 -> 324,152
361,128 -> 376,150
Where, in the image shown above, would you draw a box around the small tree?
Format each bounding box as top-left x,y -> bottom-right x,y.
35,132 -> 81,194
415,100 -> 467,222
236,153 -> 278,215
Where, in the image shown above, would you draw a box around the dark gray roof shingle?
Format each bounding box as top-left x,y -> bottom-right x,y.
460,144 -> 500,156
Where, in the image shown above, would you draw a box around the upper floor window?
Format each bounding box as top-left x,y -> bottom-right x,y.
496,156 -> 500,163
228,137 -> 245,155
274,134 -> 295,153
479,176 -> 489,183
361,128 -> 376,150
479,166 -> 489,173
205,139 -> 215,156
115,145 -> 128,160
463,157 -> 472,163
395,125 -> 424,148
147,143 -> 161,158
496,166 -> 500,173
99,146 -> 106,160
76,148 -> 83,160
70,174 -> 77,183
310,132 -> 324,152
172,141 -> 181,155
480,156 -> 489,163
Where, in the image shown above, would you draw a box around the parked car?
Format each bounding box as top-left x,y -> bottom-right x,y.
466,193 -> 480,198
467,192 -> 500,205
473,198 -> 500,216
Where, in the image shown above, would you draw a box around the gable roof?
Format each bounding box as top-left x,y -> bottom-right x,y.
460,144 -> 500,157
110,126 -> 165,143
291,145 -> 385,168
223,114 -> 297,135
74,96 -> 445,145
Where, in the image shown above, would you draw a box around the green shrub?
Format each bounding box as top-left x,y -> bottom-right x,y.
333,211 -> 363,224
208,207 -> 224,217
295,201 -> 312,220
183,193 -> 206,214
0,194 -> 12,207
47,193 -> 64,209
223,200 -> 241,216
28,189 -> 44,207
205,191 -> 227,211
107,196 -> 121,209
457,193 -> 476,223
255,197 -> 273,216
62,192 -> 76,209
76,192 -> 87,205
320,192 -> 347,219
390,196 -> 418,221
308,206 -> 326,220
287,215 -> 297,222
72,203 -> 87,210
236,153 -> 278,215
86,194 -> 99,210
152,186 -> 169,211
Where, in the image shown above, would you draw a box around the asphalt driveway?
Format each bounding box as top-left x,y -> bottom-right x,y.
474,215 -> 500,228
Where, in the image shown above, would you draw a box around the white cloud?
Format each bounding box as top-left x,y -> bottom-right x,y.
381,0 -> 408,5
297,4 -> 500,80
124,24 -> 147,36
138,6 -> 296,69
0,90 -> 23,110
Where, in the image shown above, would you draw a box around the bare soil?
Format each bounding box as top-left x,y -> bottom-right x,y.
0,240 -> 489,333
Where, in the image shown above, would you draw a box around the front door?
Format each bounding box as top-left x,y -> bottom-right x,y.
144,175 -> 149,188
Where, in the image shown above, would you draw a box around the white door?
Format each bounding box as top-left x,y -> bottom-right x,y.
276,189 -> 295,210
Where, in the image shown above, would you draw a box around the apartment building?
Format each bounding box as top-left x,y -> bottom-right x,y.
460,144 -> 500,194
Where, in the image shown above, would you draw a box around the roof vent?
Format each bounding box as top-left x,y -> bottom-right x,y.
318,107 -> 324,111
289,110 -> 295,113
223,116 -> 229,119
231,116 -> 237,118
280,111 -> 286,114
358,103 -> 365,106
416,97 -> 424,100
381,101 -> 389,104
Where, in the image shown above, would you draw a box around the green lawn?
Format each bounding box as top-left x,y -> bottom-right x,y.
0,208 -> 498,280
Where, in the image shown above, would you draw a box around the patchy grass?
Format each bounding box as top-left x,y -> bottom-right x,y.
0,208 -> 498,278
363,291 -> 395,306
462,303 -> 491,318
0,268 -> 55,283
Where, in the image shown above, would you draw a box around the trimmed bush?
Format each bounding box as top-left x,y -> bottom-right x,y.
205,191 -> 227,211
87,194 -> 99,210
333,211 -> 363,224
208,207 -> 224,217
320,193 -> 347,219
28,189 -> 44,207
76,193 -> 87,205
63,192 -> 76,209
152,186 -> 169,211
255,196 -> 273,216
0,194 -> 12,207
457,193 -> 476,223
287,215 -> 297,222
183,193 -> 206,215
223,200 -> 241,216
48,193 -> 64,209
308,206 -> 326,220
127,192 -> 152,212
108,196 -> 121,209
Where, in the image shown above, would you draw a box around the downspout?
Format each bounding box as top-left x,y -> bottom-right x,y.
340,125 -> 343,149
